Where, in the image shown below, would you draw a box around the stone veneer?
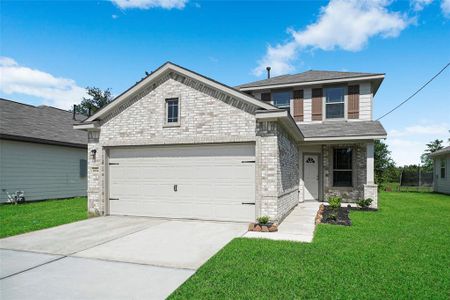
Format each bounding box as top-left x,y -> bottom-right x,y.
256,121 -> 299,222
322,143 -> 367,203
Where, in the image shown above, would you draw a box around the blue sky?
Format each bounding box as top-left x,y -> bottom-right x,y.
1,0 -> 449,165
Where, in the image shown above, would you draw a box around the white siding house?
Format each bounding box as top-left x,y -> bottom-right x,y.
0,99 -> 88,202
431,146 -> 450,195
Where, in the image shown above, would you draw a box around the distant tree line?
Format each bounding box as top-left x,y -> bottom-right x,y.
375,139 -> 447,187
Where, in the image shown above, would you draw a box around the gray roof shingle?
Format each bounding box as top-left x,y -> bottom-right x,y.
237,70 -> 384,89
0,98 -> 87,147
298,121 -> 387,139
429,146 -> 450,157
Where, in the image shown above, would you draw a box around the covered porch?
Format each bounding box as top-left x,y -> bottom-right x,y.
296,121 -> 386,208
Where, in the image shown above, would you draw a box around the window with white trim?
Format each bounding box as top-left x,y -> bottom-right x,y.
333,148 -> 352,187
325,87 -> 345,119
441,159 -> 446,178
272,91 -> 291,109
165,98 -> 179,124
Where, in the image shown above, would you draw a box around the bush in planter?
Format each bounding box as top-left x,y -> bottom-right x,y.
356,198 -> 373,208
328,196 -> 342,210
257,215 -> 270,225
326,213 -> 337,221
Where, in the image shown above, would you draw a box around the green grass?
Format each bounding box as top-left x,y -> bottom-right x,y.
0,197 -> 88,238
170,192 -> 450,299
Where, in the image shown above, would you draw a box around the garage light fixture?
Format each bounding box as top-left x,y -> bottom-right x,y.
91,149 -> 97,160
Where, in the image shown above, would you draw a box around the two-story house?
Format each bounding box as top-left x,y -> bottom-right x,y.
75,62 -> 386,223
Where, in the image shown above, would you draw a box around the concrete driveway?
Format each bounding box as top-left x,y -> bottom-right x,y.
0,216 -> 247,299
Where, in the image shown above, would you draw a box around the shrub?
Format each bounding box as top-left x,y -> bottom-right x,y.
328,196 -> 342,210
257,215 -> 270,225
356,198 -> 373,208
326,213 -> 337,221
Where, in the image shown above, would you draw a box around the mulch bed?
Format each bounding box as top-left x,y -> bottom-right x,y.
315,204 -> 351,226
349,206 -> 378,212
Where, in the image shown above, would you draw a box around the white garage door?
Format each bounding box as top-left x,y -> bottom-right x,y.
108,143 -> 255,222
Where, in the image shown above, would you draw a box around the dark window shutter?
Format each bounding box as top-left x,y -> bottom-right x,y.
312,88 -> 323,121
261,92 -> 271,102
348,85 -> 359,119
293,90 -> 304,122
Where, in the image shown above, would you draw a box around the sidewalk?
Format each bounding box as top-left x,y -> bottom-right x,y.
243,201 -> 320,243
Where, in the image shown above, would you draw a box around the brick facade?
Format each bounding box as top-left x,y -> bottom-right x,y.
256,121 -> 299,222
87,75 -> 259,216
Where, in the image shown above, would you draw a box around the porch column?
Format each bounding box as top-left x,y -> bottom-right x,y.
364,142 -> 378,208
366,142 -> 375,184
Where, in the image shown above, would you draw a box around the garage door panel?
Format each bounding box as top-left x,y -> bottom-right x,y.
108,144 -> 255,222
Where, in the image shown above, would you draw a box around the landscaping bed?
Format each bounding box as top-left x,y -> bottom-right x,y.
316,204 -> 352,226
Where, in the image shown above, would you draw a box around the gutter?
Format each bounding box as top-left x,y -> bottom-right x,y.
73,121 -> 100,130
0,134 -> 87,149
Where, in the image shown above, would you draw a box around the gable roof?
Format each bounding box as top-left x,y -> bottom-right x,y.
0,98 -> 87,148
236,70 -> 385,93
82,62 -> 276,124
298,121 -> 387,141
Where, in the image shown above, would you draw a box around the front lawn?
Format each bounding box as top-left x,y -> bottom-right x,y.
0,197 -> 88,238
170,192 -> 450,299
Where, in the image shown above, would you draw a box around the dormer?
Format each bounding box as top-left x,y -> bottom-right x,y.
236,70 -> 384,123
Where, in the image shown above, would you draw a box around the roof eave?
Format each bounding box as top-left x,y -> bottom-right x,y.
73,121 -> 100,130
255,109 -> 304,142
239,74 -> 386,92
303,134 -> 387,142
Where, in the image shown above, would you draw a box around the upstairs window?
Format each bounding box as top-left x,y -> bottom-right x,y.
333,148 -> 352,187
325,87 -> 345,119
441,159 -> 446,178
165,98 -> 179,124
272,91 -> 291,109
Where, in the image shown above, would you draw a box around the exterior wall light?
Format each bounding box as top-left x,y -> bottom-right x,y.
91,149 -> 97,160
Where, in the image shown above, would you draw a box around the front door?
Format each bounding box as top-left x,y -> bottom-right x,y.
304,154 -> 319,201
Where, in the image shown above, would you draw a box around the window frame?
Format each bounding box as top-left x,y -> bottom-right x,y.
441,159 -> 446,179
324,86 -> 347,120
332,147 -> 353,187
164,97 -> 180,127
271,90 -> 292,109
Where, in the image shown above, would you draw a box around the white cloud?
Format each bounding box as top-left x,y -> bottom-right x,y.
253,41 -> 297,77
386,123 -> 450,166
253,0 -> 411,77
0,56 -> 87,110
411,0 -> 433,11
442,0 -> 450,17
111,0 -> 187,10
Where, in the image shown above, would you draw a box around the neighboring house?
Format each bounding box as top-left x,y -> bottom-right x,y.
74,62 -> 386,223
430,146 -> 450,194
0,99 -> 88,202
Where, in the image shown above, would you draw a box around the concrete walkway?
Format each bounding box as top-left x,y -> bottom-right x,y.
244,201 -> 321,242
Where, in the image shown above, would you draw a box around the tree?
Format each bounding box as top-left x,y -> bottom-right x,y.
420,139 -> 444,171
73,87 -> 113,116
374,140 -> 396,185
